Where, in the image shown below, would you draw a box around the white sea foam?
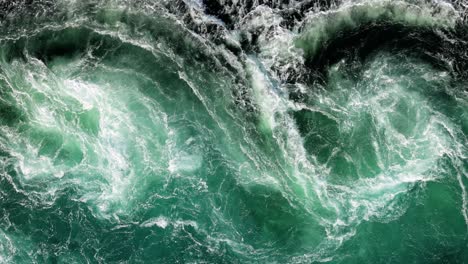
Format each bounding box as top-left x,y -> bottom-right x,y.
140,217 -> 169,229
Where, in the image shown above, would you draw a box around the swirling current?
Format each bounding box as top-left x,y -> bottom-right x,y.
0,0 -> 467,263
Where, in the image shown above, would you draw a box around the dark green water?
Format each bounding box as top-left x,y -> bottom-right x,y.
0,0 -> 467,263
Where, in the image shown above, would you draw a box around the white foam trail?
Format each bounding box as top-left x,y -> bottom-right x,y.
140,216 -> 198,230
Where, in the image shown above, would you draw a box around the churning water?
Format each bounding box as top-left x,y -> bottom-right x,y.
0,0 -> 467,263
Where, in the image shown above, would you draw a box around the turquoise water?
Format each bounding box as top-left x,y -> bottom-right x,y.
0,0 -> 467,263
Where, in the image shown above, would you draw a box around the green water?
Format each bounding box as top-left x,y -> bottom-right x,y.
0,0 -> 467,263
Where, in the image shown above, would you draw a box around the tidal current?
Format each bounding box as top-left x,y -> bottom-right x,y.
0,0 -> 467,263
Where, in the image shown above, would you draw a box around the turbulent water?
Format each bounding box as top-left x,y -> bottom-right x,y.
0,0 -> 467,263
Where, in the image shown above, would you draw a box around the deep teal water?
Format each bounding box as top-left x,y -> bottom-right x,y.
0,0 -> 467,263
